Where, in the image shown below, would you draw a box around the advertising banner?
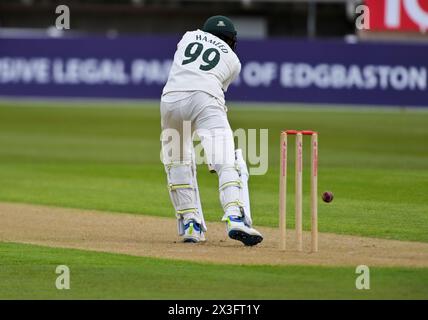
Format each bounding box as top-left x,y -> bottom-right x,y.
366,0 -> 428,33
0,36 -> 427,107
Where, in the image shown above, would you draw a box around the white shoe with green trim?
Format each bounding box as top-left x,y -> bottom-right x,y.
226,215 -> 263,246
183,220 -> 206,243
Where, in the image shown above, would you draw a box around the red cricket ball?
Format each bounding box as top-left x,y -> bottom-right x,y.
322,191 -> 334,203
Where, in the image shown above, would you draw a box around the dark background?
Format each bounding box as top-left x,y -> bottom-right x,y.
0,0 -> 357,38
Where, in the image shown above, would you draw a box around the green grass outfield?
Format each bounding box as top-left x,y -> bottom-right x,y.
1,242 -> 427,299
0,101 -> 427,241
0,100 -> 427,299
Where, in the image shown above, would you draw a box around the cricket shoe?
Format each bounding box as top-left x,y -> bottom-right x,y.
183,220 -> 206,243
226,215 -> 263,246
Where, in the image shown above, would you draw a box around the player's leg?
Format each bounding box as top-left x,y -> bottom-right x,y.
192,92 -> 263,246
160,95 -> 207,243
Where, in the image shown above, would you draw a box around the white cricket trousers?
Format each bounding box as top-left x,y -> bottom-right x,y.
160,91 -> 235,168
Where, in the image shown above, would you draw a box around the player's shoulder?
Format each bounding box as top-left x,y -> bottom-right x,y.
184,29 -> 201,36
180,29 -> 202,43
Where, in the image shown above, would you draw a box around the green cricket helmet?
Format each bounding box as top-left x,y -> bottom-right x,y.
202,15 -> 237,51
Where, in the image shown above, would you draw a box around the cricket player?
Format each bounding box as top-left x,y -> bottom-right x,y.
160,15 -> 263,246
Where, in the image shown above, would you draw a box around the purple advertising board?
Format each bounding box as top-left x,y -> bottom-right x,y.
0,35 -> 427,107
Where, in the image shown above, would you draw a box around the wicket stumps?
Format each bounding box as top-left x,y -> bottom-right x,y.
279,130 -> 318,252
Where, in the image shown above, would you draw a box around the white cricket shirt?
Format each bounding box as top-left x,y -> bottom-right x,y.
162,29 -> 241,105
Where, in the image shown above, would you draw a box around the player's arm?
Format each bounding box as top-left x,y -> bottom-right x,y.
222,59 -> 241,92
